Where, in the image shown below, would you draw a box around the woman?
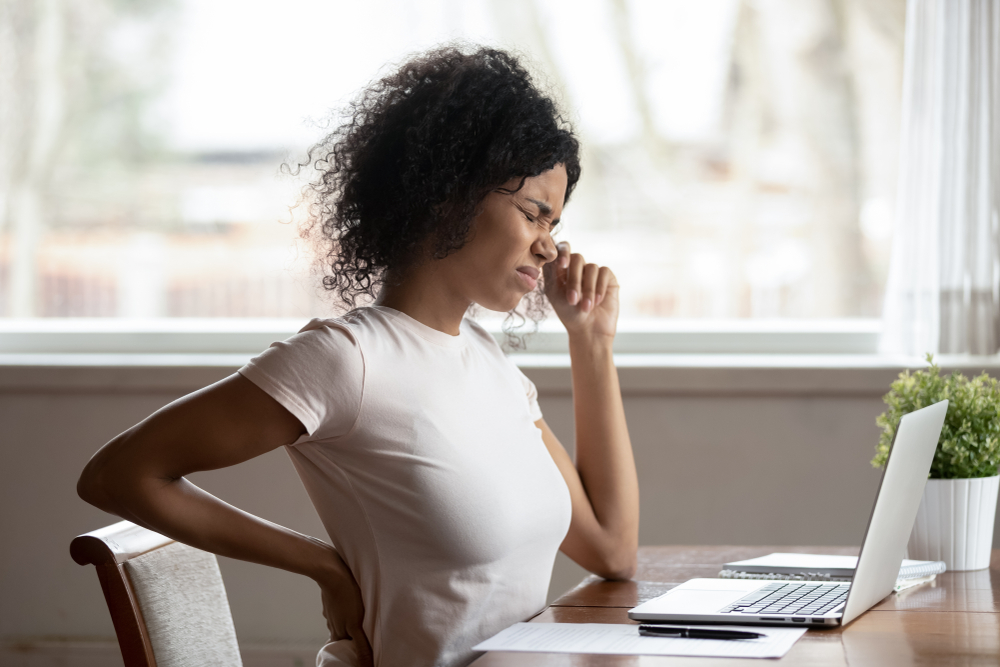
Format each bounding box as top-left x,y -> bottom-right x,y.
77,46 -> 638,667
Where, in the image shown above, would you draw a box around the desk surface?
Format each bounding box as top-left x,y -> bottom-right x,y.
471,545 -> 1000,666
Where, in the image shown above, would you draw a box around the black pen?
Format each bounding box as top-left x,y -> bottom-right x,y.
638,625 -> 764,640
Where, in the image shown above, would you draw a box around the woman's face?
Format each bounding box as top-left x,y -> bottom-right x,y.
438,164 -> 567,313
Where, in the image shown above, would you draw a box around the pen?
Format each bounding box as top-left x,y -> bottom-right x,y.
638,625 -> 764,640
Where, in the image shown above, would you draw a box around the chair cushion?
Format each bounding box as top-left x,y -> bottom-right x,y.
124,541 -> 243,667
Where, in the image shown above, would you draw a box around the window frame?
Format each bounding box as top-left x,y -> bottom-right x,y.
0,317 -> 880,355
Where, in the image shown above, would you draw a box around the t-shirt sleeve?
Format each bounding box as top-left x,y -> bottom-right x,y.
238,319 -> 364,443
512,363 -> 543,422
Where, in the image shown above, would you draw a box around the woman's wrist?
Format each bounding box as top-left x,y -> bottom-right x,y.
567,330 -> 615,357
299,535 -> 348,584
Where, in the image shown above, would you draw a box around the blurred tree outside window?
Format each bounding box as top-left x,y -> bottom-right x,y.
0,0 -> 904,320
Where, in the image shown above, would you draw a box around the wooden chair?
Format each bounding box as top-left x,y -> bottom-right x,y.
71,520 -> 243,667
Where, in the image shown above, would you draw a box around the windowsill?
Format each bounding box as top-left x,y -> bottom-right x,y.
3,351 -> 998,395
2,317 -> 996,395
0,317 -> 881,355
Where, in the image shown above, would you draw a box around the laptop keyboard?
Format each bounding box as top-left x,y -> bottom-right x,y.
720,582 -> 850,616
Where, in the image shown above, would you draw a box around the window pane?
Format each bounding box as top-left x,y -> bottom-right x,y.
0,0 -> 903,319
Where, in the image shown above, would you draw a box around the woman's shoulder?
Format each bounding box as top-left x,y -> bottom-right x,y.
296,307 -> 391,341
302,308 -> 503,356
245,315 -> 364,372
461,317 -> 503,351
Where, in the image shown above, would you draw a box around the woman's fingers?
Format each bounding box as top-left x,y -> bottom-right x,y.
353,622 -> 375,667
556,241 -> 571,270
543,242 -> 571,300
595,266 -> 614,306
324,600 -> 349,641
325,606 -> 372,666
564,252 -> 586,306
580,263 -> 599,313
545,242 -> 615,315
317,554 -> 370,660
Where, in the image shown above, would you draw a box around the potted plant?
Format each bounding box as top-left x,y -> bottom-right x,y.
872,355 -> 1000,571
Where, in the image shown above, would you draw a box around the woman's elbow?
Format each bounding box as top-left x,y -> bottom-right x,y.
594,546 -> 637,581
602,560 -> 637,582
77,455 -> 110,509
77,437 -> 127,512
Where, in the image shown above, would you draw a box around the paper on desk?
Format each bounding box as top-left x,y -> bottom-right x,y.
473,623 -> 807,659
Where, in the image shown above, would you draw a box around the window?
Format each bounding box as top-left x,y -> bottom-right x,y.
0,0 -> 903,322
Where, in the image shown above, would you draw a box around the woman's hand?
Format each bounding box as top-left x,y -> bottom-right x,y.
314,546 -> 373,667
543,241 -> 619,341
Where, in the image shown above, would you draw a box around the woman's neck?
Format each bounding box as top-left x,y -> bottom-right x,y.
374,270 -> 470,336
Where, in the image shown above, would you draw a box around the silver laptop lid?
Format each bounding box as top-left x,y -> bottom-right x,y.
840,400 -> 947,625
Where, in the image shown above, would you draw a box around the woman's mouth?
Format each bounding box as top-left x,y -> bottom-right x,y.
516,266 -> 539,290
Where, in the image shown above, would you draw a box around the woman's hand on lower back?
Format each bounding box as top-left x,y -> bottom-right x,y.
315,546 -> 373,667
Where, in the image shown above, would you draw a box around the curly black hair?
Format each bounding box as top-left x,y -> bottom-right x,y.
295,45 -> 581,335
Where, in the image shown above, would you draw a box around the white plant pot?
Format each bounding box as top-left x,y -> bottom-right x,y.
906,476 -> 999,571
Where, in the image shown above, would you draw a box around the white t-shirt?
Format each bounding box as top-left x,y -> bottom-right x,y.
239,306 -> 572,667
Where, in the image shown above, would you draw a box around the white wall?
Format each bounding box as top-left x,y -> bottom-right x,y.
2,358 -> 998,662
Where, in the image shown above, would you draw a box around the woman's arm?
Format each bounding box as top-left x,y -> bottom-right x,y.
77,373 -> 372,663
540,243 -> 639,580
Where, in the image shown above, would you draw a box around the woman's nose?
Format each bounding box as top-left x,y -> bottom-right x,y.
534,234 -> 558,263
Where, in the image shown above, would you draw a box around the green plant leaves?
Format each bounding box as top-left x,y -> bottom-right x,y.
872,354 -> 1000,479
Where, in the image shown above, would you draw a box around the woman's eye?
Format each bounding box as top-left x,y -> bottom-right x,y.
520,207 -> 552,230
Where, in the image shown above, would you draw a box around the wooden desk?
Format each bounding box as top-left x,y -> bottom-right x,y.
472,546 -> 1000,666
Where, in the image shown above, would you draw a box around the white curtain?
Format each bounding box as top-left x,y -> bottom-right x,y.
880,0 -> 1000,355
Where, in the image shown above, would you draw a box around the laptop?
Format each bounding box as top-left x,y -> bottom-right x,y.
629,400 -> 948,628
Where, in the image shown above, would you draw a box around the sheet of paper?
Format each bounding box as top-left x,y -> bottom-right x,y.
473,623 -> 807,659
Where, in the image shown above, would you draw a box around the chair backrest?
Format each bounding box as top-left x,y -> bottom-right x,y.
71,520 -> 243,667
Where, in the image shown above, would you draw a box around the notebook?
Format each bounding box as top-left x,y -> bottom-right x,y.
718,553 -> 947,582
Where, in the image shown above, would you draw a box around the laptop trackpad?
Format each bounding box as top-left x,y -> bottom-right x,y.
653,589 -> 745,614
